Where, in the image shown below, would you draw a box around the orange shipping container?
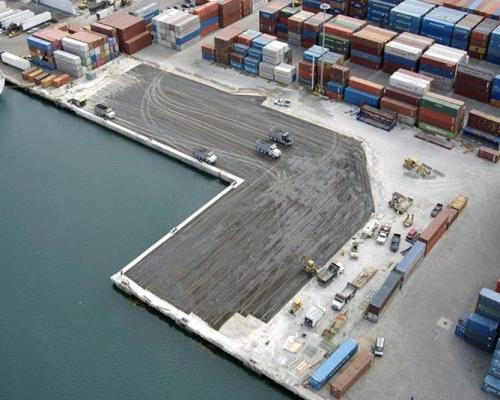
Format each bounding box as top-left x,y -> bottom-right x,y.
26,69 -> 44,82
53,74 -> 71,87
450,195 -> 468,213
419,211 -> 449,255
446,207 -> 459,226
330,352 -> 374,398
41,74 -> 56,88
348,77 -> 384,96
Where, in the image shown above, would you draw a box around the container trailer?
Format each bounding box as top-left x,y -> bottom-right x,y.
256,139 -> 281,158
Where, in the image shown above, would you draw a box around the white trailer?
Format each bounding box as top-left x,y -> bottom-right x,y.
21,12 -> 52,32
1,10 -> 34,29
1,52 -> 31,70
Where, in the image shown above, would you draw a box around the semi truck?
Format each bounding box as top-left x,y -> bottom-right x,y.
95,103 -> 115,120
256,139 -> 281,159
193,148 -> 217,165
269,128 -> 293,146
332,283 -> 357,311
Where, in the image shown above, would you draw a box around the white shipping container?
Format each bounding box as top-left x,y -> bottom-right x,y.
274,63 -> 296,85
390,71 -> 430,95
0,9 -> 21,25
1,10 -> 35,29
132,2 -> 158,17
0,9 -> 15,23
21,11 -> 52,31
1,52 -> 31,70
0,1 -> 6,11
384,41 -> 422,60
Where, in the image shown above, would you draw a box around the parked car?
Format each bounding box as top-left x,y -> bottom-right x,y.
431,203 -> 443,217
274,98 -> 291,107
373,337 -> 385,357
390,233 -> 401,252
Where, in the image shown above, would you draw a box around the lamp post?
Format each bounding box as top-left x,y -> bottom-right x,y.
319,3 -> 330,93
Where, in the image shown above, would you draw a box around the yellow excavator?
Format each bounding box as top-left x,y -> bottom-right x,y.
403,157 -> 432,177
303,257 -> 319,275
293,0 -> 303,7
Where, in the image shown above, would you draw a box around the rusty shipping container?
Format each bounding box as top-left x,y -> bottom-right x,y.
330,352 -> 374,398
384,86 -> 421,106
454,65 -> 493,103
446,206 -> 459,226
478,146 -> 500,162
381,97 -> 418,117
419,211 -> 449,255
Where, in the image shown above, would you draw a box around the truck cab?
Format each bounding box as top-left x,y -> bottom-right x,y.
95,103 -> 115,120
193,148 -> 217,165
256,140 -> 282,159
316,262 -> 344,287
269,128 -> 293,146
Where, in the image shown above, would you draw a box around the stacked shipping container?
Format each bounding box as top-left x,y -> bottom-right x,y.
288,10 -> 315,47
418,92 -> 466,138
464,110 -> 500,148
351,25 -> 397,69
389,0 -> 435,34
302,12 -> 333,48
320,15 -> 367,57
100,12 -> 151,55
421,6 -> 467,46
454,65 -> 494,103
193,1 -> 220,38
383,31 -> 434,73
451,13 -> 483,50
469,18 -> 500,60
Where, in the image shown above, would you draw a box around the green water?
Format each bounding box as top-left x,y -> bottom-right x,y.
0,87 -> 293,400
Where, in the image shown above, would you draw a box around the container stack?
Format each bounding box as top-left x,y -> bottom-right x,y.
248,33 -> 275,61
60,37 -> 90,68
420,6 -> 467,46
418,92 -> 465,139
201,43 -> 216,61
383,32 -> 434,73
259,60 -> 276,79
244,55 -> 261,75
230,51 -> 245,69
277,6 -> 300,41
348,0 -> 369,20
454,65 -> 493,103
320,16 -> 367,57
66,31 -> 112,69
303,44 -> 329,62
382,69 -> 431,124
389,0 -> 435,34
451,13 -> 483,51
193,1 -> 219,38
465,312 -> 499,352
468,18 -> 500,60
367,0 -> 398,27
53,50 -> 83,77
486,25 -> 500,65
153,10 -> 201,51
491,75 -> 500,108
252,0 -> 267,13
344,76 -> 385,107
326,65 -> 350,100
218,0 -> 240,28
287,10 -> 315,47
259,0 -> 289,35
100,12 -> 151,55
89,23 -> 120,59
463,110 -> 500,148
298,60 -> 315,85
274,63 -> 297,85
419,44 -> 468,91
214,25 -> 244,64
263,40 -> 291,65
329,0 -> 350,16
27,36 -> 57,69
302,12 -> 333,49
351,25 -> 398,69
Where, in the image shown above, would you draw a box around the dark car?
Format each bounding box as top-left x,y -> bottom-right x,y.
431,203 -> 443,217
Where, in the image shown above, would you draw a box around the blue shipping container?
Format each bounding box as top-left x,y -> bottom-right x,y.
466,313 -> 499,335
483,374 -> 500,396
455,321 -> 466,338
477,288 -> 500,322
344,86 -> 381,108
394,241 -> 425,283
309,338 -> 358,390
27,36 -> 54,53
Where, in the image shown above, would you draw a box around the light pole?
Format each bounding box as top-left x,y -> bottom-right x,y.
319,3 -> 330,93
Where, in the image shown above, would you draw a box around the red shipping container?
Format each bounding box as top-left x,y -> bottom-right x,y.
496,278 -> 500,293
123,31 -> 152,55
477,146 -> 500,162
419,211 -> 449,255
419,107 -> 461,132
381,96 -> 418,117
351,56 -> 382,70
384,86 -> 421,106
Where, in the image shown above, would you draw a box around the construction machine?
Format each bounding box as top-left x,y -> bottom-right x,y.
403,213 -> 414,227
293,0 -> 303,6
78,1 -> 88,9
403,157 -> 432,177
389,192 -> 414,215
322,311 -> 348,339
303,257 -> 319,275
289,298 -> 302,315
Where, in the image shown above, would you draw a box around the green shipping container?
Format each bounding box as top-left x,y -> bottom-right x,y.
421,96 -> 462,117
418,122 -> 459,139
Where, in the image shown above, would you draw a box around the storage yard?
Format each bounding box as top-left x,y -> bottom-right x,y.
1,0 -> 500,398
